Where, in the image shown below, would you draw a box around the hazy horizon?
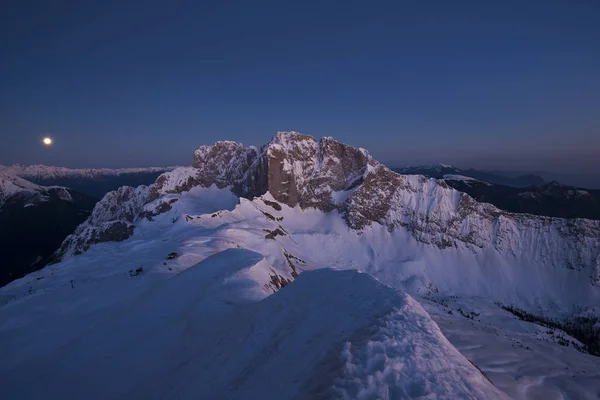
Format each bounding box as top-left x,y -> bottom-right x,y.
2,1 -> 599,178
3,131 -> 599,189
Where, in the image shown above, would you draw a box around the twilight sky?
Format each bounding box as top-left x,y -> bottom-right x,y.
1,0 -> 599,173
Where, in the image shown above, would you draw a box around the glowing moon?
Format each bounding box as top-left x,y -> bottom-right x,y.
43,137 -> 53,146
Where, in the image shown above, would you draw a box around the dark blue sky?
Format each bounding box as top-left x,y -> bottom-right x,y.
1,0 -> 599,172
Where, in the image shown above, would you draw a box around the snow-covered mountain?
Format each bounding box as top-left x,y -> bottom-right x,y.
444,178 -> 600,220
394,165 -> 600,220
0,164 -> 173,181
0,170 -> 47,208
0,171 -> 96,286
396,164 -> 546,187
59,132 -> 600,299
1,132 -> 599,399
0,164 -> 175,199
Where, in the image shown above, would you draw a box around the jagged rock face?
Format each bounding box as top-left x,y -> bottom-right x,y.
152,132 -> 374,212
56,186 -> 149,259
192,141 -> 258,187
369,174 -> 600,284
342,165 -> 407,229
239,132 -> 374,211
147,142 -> 258,203
147,167 -> 203,202
57,132 -> 600,286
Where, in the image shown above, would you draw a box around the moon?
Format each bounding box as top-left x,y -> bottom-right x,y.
43,137 -> 53,146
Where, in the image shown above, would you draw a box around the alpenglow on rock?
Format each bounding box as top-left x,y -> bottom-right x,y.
240,132 -> 376,211
55,132 -> 600,287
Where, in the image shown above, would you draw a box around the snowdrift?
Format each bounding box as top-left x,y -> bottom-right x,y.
1,249 -> 506,399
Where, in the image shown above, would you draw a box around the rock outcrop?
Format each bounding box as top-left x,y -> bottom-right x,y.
239,132 -> 375,211
56,186 -> 150,258
56,132 -> 600,287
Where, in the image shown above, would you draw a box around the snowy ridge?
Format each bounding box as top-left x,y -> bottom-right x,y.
381,175 -> 600,282
57,132 -> 600,291
0,171 -> 45,207
443,174 -> 492,186
1,179 -> 599,398
0,246 -> 507,399
0,170 -> 74,209
0,164 -> 175,181
332,294 -> 508,399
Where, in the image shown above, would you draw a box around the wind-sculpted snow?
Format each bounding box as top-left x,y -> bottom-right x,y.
332,296 -> 509,399
0,252 -> 507,399
2,183 -> 599,398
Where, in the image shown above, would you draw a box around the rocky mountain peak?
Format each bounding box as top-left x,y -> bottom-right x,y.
56,133 -> 600,289
56,186 -> 150,258
151,132 -> 376,211
269,131 -> 315,148
245,131 -> 376,210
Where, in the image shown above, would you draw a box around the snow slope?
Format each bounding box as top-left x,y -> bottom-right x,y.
0,247 -> 507,399
421,297 -> 600,400
2,132 -> 600,399
0,170 -> 47,208
1,184 -> 597,398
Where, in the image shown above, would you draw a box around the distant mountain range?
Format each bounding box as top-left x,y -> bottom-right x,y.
395,164 -> 546,187
0,164 -> 175,199
394,164 -> 600,220
1,134 -> 599,399
0,165 -> 172,287
0,171 -> 97,286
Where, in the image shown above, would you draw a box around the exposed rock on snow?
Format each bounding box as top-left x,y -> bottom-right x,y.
56,186 -> 150,258
193,141 -> 258,188
57,132 -> 600,287
241,132 -> 374,211
2,181 -> 599,398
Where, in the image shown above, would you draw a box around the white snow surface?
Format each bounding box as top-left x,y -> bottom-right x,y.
3,133 -> 600,399
1,184 -> 599,399
0,249 -> 506,400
